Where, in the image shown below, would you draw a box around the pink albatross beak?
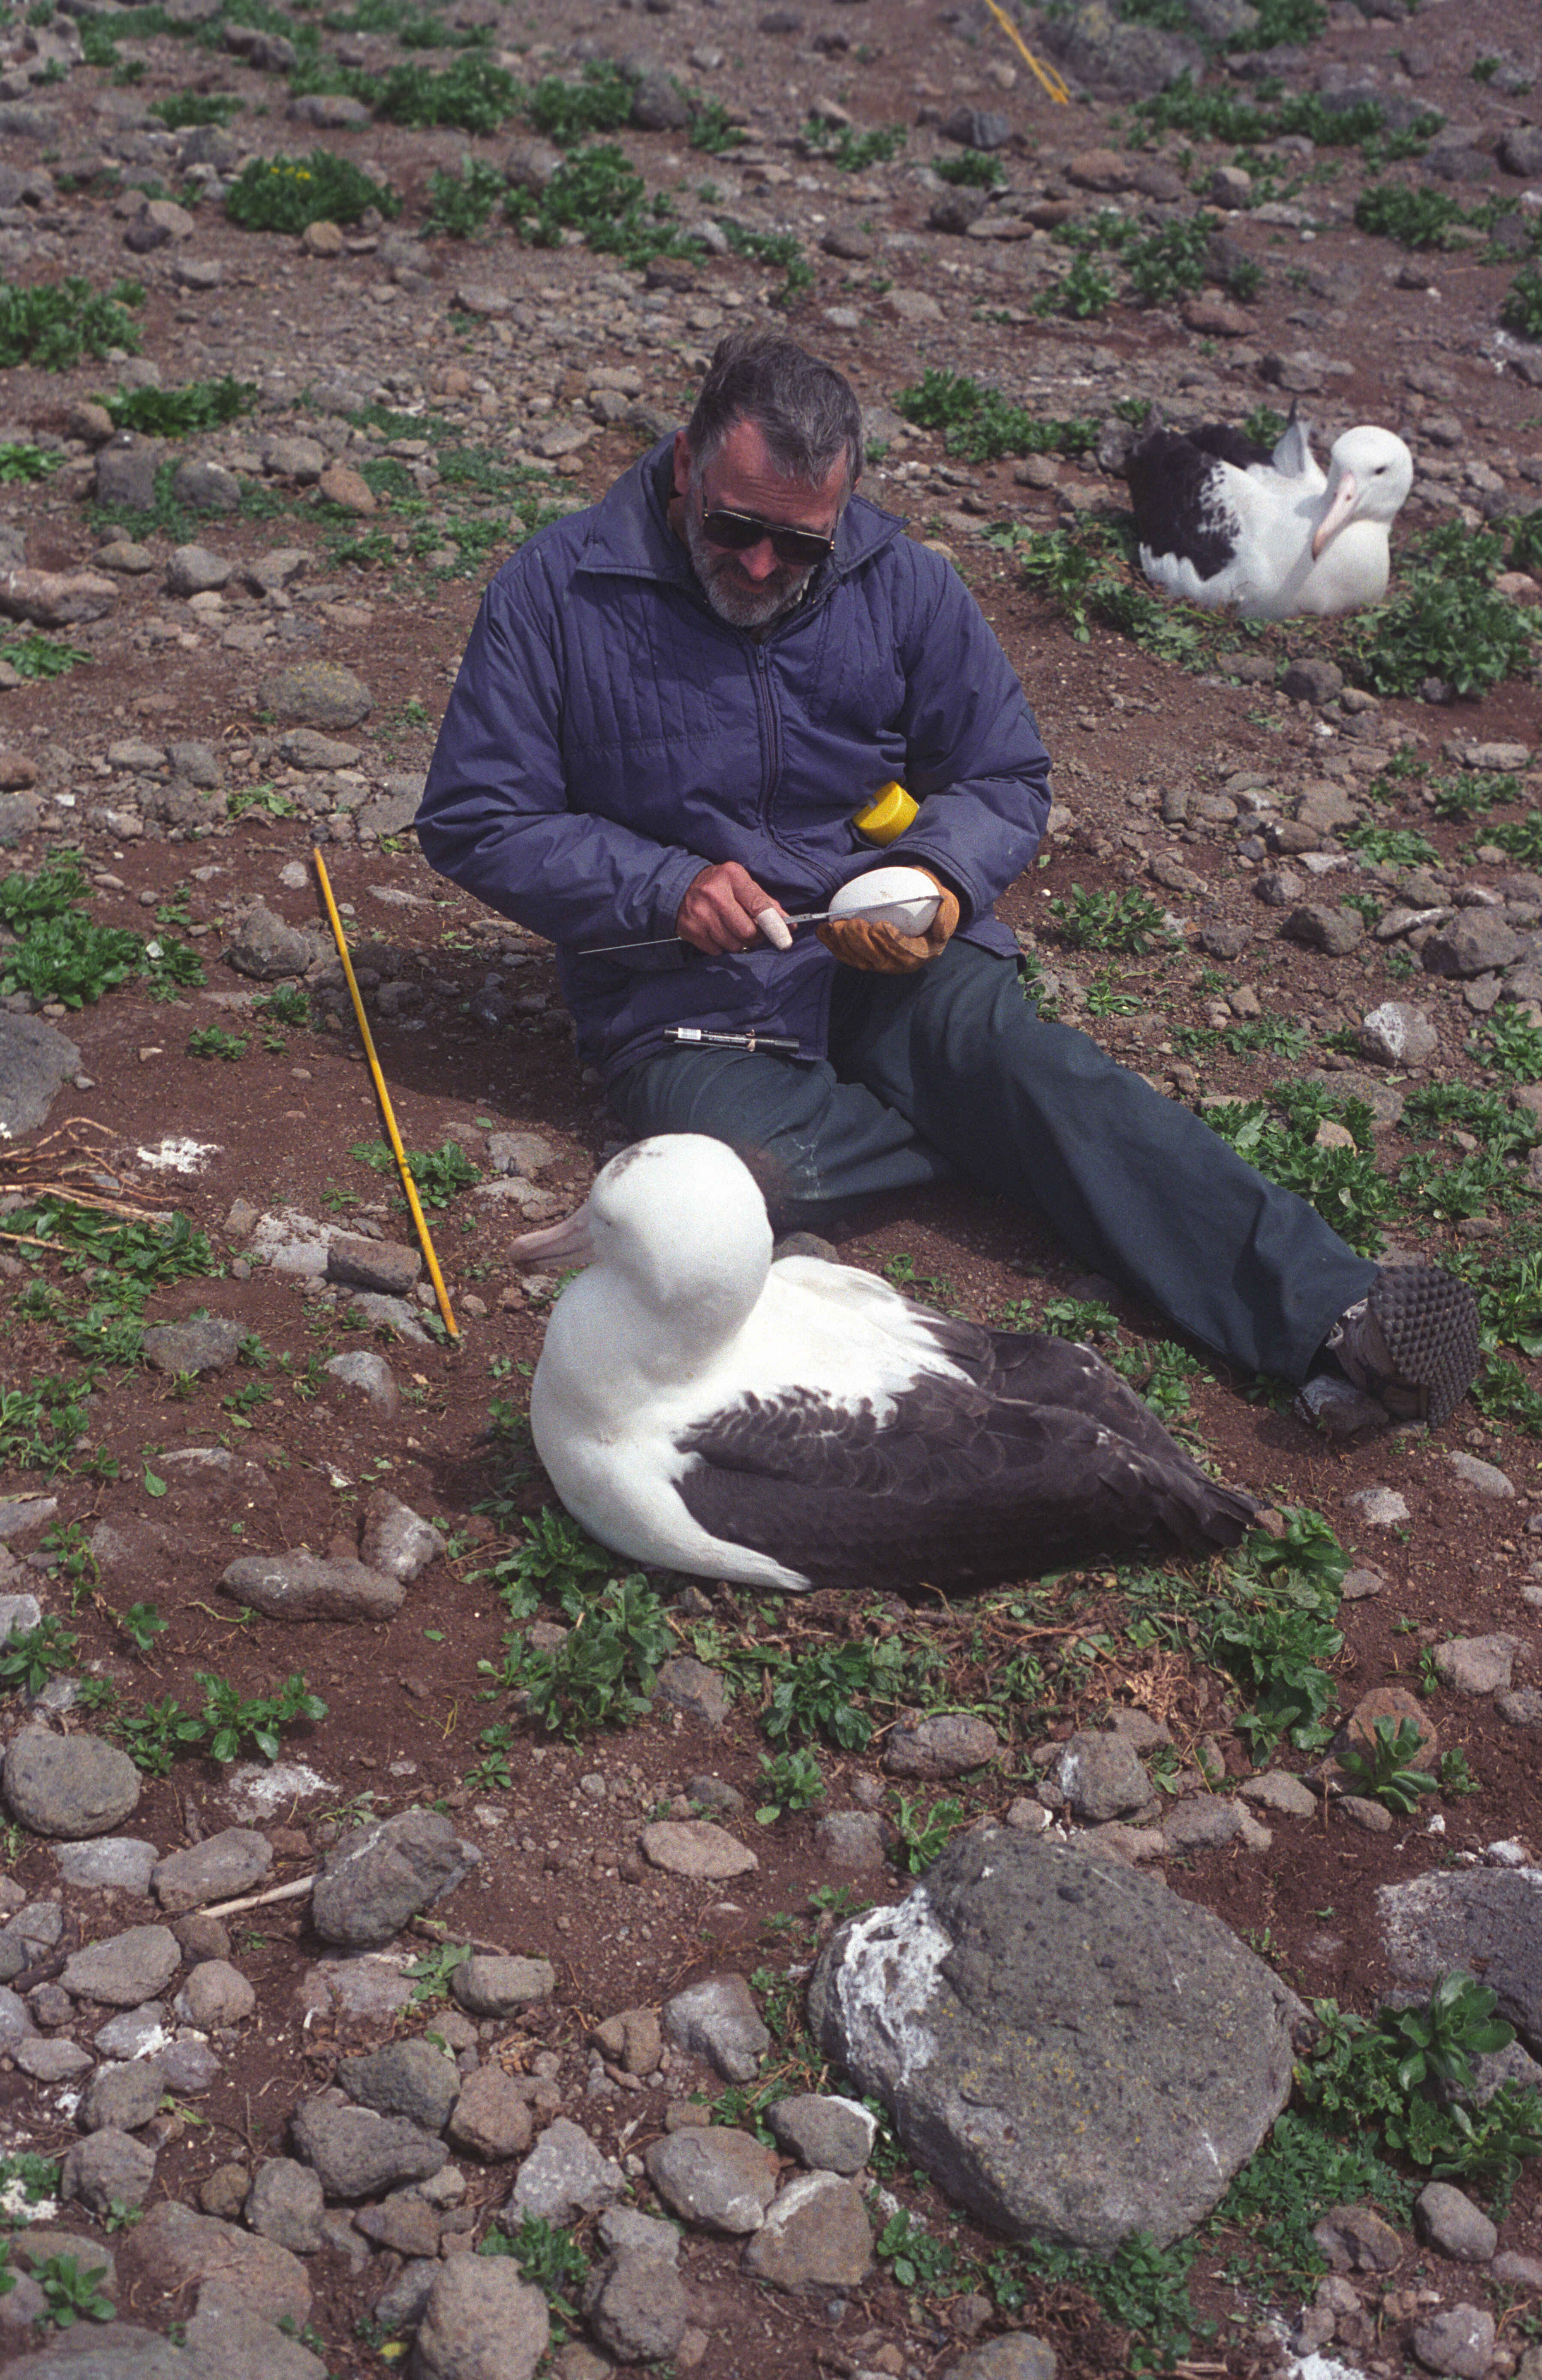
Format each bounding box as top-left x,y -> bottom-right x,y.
509,1198 -> 596,1267
1311,469 -> 1359,560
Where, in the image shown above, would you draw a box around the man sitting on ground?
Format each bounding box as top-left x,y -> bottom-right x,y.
414,331 -> 1480,1427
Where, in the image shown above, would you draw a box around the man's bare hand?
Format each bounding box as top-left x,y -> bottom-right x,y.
677,861 -> 785,955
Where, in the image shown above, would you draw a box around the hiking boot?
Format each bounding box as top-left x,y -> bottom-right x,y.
1325,1264 -> 1480,1427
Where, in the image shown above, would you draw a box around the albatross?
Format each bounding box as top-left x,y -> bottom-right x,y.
509,1134 -> 1258,1594
1127,412 -> 1413,620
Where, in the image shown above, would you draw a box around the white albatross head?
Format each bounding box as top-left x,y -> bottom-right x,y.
509,1133 -> 774,1333
1310,426 -> 1414,560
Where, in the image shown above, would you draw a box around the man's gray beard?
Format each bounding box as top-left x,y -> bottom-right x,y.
681,501 -> 813,629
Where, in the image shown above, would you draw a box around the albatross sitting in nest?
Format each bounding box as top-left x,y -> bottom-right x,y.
1128,410 -> 1413,620
509,1134 -> 1259,1594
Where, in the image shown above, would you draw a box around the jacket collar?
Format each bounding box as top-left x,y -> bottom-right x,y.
574,433 -> 906,593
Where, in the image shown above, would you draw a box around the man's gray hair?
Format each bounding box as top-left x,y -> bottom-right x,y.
685,332 -> 863,490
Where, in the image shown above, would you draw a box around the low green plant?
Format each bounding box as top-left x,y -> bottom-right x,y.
525,60 -> 632,145
803,115 -> 906,171
1338,821 -> 1439,867
874,2206 -> 960,2293
116,1695 -> 207,1776
756,1746 -> 826,1824
1336,1714 -> 1438,1813
0,440 -> 62,483
1354,180 -> 1505,248
1476,814 -> 1542,867
423,155 -> 507,236
501,1573 -> 674,1738
1347,522 -> 1536,698
479,1506 -> 614,1618
0,275 -> 144,368
1298,1974 -> 1542,2193
100,375 -> 257,436
892,1793 -> 965,1874
1050,883 -> 1176,954
0,1615 -> 80,1698
187,1026 -> 248,1062
33,2251 -> 113,2328
761,1636 -> 908,1750
503,141 -> 702,277
0,633 -> 90,680
689,96 -> 746,154
1015,2229 -> 1207,2375
118,1602 -> 167,1656
1206,1087 -> 1394,1255
895,367 -> 1098,465
933,148 -> 1005,189
1431,768 -> 1519,820
195,1671 -> 326,1762
482,2211 -> 589,2327
225,149 -> 398,232
1501,263 -> 1542,342
404,1936 -> 472,2003
370,51 -> 519,131
148,90 -> 239,128
1034,250 -> 1118,318
1439,1747 -> 1482,1797
1509,512 -> 1542,574
720,218 -> 812,307
351,1137 -> 479,1205
1469,1010 -> 1542,1084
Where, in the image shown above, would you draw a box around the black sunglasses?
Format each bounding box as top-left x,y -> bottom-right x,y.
699,507 -> 835,569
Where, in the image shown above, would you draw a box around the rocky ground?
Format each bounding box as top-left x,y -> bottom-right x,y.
2,0 -> 1542,2373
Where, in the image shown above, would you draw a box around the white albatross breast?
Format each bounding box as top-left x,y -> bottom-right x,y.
1127,413 -> 1413,620
509,1134 -> 1258,1594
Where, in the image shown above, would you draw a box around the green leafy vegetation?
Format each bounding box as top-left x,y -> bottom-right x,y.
33,2251 -> 113,2329
1335,1714 -> 1438,1813
1133,75 -> 1443,158
756,1746 -> 826,1824
719,218 -> 813,308
802,115 -> 906,171
1501,263 -> 1542,342
502,142 -> 704,277
481,2212 -> 589,2330
1049,883 -> 1177,955
525,60 -> 633,144
187,1026 -> 248,1062
0,632 -> 90,680
498,1572 -> 674,1739
148,89 -> 240,127
225,149 -> 398,232
0,275 -> 144,369
1207,1085 -> 1393,1256
1297,1974 -> 1542,2195
367,51 -> 518,132
100,374 -> 258,436
933,147 -> 1005,188
422,155 -> 507,237
1355,179 -> 1510,248
0,440 -> 62,483
351,1137 -> 479,1205
895,367 -> 1098,464
1347,522 -> 1536,698
0,863 -> 202,1010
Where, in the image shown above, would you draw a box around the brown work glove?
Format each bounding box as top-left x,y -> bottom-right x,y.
816,870 -> 960,974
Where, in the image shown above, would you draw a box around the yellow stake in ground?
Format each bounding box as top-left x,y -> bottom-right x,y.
311,845 -> 459,1341
982,0 -> 1070,104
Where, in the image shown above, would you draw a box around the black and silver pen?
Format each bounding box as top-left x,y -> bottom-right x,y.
663,1026 -> 800,1054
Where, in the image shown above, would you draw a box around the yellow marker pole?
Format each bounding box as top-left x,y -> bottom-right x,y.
981,0 -> 1071,104
311,846 -> 459,1341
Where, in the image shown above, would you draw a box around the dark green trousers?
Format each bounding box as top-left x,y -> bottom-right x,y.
610,939 -> 1376,1382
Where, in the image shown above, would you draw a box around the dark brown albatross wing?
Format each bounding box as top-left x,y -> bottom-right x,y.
673,1329 -> 1257,1595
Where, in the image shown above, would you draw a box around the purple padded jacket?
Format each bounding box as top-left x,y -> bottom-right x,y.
414,437 -> 1052,1082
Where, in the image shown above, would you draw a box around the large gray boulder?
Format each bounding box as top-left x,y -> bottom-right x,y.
808,1832 -> 1302,2252
0,1013 -> 81,1138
